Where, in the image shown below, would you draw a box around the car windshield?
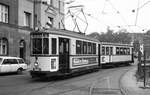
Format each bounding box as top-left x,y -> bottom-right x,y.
0,58 -> 3,64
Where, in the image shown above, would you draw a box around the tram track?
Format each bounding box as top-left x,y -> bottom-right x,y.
21,66 -> 131,95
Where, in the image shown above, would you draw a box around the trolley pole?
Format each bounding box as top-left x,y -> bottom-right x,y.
143,50 -> 146,88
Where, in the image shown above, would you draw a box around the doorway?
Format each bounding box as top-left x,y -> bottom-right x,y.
59,37 -> 70,73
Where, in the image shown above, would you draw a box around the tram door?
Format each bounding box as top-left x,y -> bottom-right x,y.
59,38 -> 70,73
98,44 -> 101,68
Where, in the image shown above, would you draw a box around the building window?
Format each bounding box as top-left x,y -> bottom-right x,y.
47,17 -> 53,28
24,12 -> 31,27
34,14 -> 37,29
0,38 -> 8,55
58,0 -> 61,12
0,4 -> 8,23
47,0 -> 53,6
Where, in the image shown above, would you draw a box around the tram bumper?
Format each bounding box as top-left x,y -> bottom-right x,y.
30,70 -> 61,78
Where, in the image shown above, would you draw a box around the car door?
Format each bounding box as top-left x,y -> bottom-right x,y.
10,59 -> 19,72
1,59 -> 11,73
18,59 -> 27,70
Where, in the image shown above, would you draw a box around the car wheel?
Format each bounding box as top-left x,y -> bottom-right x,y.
17,68 -> 23,74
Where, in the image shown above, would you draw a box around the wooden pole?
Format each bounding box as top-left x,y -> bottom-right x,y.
144,50 -> 146,88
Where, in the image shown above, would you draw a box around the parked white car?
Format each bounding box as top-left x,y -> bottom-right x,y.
0,56 -> 27,74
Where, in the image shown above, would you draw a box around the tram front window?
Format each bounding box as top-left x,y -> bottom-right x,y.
32,38 -> 49,54
32,38 -> 42,54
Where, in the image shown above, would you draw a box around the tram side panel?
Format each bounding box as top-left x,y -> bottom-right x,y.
69,38 -> 99,73
30,57 -> 59,72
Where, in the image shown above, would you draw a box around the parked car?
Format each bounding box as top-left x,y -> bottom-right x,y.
0,56 -> 27,74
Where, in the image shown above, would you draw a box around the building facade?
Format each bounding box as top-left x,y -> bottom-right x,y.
0,0 -> 65,64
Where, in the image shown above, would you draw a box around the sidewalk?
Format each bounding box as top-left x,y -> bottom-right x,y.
120,66 -> 150,95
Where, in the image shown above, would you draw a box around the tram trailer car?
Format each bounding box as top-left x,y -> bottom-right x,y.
100,42 -> 134,67
29,28 -> 100,78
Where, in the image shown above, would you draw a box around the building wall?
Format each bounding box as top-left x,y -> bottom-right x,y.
18,0 -> 34,28
0,0 -> 18,25
0,23 -> 31,64
0,0 -> 65,64
35,0 -> 65,29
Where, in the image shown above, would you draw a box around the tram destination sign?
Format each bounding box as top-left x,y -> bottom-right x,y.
72,57 -> 98,66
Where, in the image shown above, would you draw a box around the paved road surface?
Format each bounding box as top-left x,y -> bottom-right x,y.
0,65 -> 133,95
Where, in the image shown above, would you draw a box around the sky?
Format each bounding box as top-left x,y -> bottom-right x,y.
64,0 -> 150,34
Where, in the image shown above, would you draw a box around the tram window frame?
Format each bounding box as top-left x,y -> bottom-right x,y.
116,47 -> 119,55
124,48 -> 127,55
52,38 -> 57,54
31,33 -> 49,55
92,43 -> 96,54
76,40 -> 82,54
83,41 -> 87,54
110,47 -> 113,55
32,38 -> 42,54
127,48 -> 130,55
106,47 -> 109,55
120,48 -> 124,55
43,38 -> 49,54
88,42 -> 92,54
102,46 -> 105,55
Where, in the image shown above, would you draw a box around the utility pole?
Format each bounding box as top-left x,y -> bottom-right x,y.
143,50 -> 146,88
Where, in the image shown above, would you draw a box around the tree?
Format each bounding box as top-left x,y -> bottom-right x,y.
146,30 -> 150,35
88,28 -> 131,44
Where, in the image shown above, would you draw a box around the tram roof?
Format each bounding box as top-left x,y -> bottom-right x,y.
31,28 -> 99,42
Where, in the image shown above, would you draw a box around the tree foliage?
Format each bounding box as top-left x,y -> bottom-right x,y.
88,28 -> 131,44
146,29 -> 150,35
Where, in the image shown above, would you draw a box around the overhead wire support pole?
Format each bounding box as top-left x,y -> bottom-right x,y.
135,0 -> 140,26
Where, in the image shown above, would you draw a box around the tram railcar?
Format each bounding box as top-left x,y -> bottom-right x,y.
100,42 -> 134,66
29,28 -> 134,78
29,28 -> 100,78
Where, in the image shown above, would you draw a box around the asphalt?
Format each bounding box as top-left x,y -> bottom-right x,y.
120,65 -> 150,95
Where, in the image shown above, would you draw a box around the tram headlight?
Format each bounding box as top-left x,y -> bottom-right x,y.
34,62 -> 39,67
51,59 -> 56,70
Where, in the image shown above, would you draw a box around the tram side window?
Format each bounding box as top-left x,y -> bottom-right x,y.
120,48 -> 123,55
83,41 -> 87,54
43,38 -> 49,54
76,40 -> 82,54
127,48 -> 130,55
93,43 -> 96,54
124,48 -> 127,55
88,42 -> 92,54
52,38 -> 57,54
32,38 -> 42,54
106,47 -> 109,55
116,47 -> 119,55
110,47 -> 113,55
102,46 -> 105,55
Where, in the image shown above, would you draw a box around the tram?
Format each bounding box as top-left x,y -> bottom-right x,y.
30,28 -> 100,78
100,42 -> 134,66
29,28 -> 134,78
